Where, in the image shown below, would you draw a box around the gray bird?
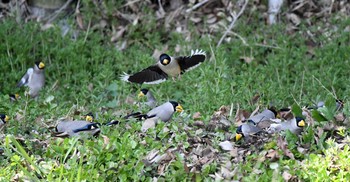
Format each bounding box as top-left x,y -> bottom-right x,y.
138,88 -> 157,108
54,118 -> 119,137
125,101 -> 183,122
268,117 -> 306,134
0,114 -> 10,128
246,108 -> 278,125
17,61 -> 45,98
121,49 -> 206,84
312,99 -> 344,111
235,123 -> 263,142
55,120 -> 100,137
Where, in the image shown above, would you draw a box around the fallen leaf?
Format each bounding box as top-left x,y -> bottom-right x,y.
240,56 -> 254,64
193,120 -> 205,128
141,117 -> 157,132
192,112 -> 201,119
277,136 -> 295,159
265,149 -> 279,161
219,141 -> 233,151
282,171 -> 292,181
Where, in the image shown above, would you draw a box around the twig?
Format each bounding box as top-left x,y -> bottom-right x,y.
186,0 -> 211,13
228,31 -> 248,46
83,18 -> 91,43
46,0 -> 74,23
217,0 -> 249,47
312,75 -> 337,99
122,0 -> 143,8
253,43 -> 283,50
299,71 -> 305,102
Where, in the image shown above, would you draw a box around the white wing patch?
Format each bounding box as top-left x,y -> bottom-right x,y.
18,68 -> 34,87
143,78 -> 167,84
190,49 -> 206,57
183,49 -> 206,72
120,72 -> 130,82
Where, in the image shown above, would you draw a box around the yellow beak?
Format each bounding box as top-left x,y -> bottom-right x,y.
276,113 -> 281,119
298,119 -> 306,127
39,62 -> 45,69
4,115 -> 10,122
176,105 -> 183,112
163,59 -> 169,65
86,116 -> 93,122
235,133 -> 242,141
138,92 -> 145,98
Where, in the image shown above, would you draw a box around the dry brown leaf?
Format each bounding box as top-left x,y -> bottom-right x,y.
76,11 -> 84,29
101,135 -> 110,147
334,113 -> 345,122
250,93 -> 261,105
287,13 -> 301,26
229,147 -> 238,157
141,117 -> 157,132
282,171 -> 292,181
265,149 -> 279,161
240,56 -> 254,64
206,14 -> 217,24
111,26 -> 126,42
192,112 -> 201,119
193,121 -> 205,128
190,16 -> 202,23
277,136 -> 295,159
219,141 -> 233,151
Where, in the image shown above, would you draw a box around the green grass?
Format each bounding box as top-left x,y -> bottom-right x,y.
0,7 -> 350,181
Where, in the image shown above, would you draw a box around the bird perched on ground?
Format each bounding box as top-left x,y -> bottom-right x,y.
138,88 -> 157,108
54,120 -> 100,137
9,94 -> 20,102
308,99 -> 344,111
245,108 -> 278,125
268,117 -> 306,134
54,119 -> 119,137
235,123 -> 264,142
17,61 -> 45,98
125,101 -> 183,122
121,49 -> 206,84
0,114 -> 10,128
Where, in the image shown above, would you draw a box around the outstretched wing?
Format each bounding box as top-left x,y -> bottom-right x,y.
17,68 -> 33,87
177,49 -> 206,73
120,65 -> 168,84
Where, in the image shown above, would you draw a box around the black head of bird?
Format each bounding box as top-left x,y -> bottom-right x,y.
296,117 -> 306,127
138,88 -> 149,98
9,94 -> 20,101
159,54 -> 171,66
0,114 -> 10,123
235,125 -> 244,141
35,61 -> 45,70
268,107 -> 279,118
169,101 -> 183,113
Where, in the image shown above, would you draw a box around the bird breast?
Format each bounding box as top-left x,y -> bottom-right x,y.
158,58 -> 181,77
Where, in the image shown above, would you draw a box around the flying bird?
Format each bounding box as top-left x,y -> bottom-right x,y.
121,49 -> 206,84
